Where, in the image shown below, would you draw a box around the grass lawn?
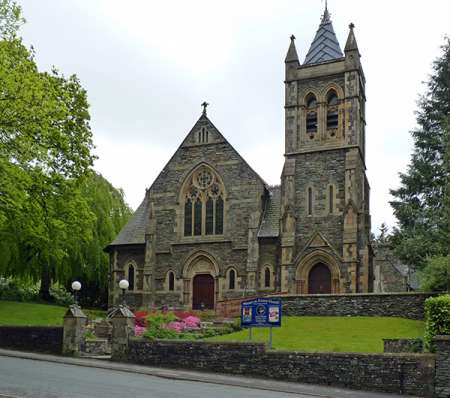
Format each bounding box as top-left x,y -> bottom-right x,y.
0,301 -> 105,326
206,316 -> 425,353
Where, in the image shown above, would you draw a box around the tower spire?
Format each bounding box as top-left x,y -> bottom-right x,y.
285,34 -> 300,65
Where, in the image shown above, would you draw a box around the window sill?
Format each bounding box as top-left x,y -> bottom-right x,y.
173,236 -> 232,245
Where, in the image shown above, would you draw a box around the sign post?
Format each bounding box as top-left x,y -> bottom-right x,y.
240,298 -> 282,349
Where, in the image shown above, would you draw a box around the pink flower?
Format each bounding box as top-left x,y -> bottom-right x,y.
184,316 -> 200,330
134,325 -> 146,336
166,321 -> 185,332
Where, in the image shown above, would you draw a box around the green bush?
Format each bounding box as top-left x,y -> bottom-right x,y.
420,255 -> 450,292
49,285 -> 75,306
424,294 -> 450,350
0,278 -> 39,302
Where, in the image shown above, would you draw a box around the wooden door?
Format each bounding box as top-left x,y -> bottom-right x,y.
308,263 -> 331,294
192,274 -> 215,310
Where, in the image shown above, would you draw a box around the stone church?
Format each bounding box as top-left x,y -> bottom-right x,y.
106,7 -> 373,309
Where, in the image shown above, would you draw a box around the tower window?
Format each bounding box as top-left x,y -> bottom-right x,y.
228,269 -> 236,290
306,94 -> 318,135
329,185 -> 334,214
183,166 -> 225,237
308,187 -> 313,216
327,90 -> 339,130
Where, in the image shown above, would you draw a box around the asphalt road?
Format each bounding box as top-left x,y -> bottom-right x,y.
0,355 -> 305,398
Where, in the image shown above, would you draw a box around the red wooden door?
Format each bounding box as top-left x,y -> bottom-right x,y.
192,274 -> 215,310
308,263 -> 331,294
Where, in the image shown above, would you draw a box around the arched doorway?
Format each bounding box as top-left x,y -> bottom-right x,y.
192,274 -> 215,309
308,263 -> 331,294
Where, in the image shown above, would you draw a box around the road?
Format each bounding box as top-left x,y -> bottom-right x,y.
0,355 -> 308,398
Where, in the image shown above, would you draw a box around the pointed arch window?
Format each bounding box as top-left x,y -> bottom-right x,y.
198,127 -> 209,143
168,271 -> 175,291
326,90 -> 339,131
306,94 -> 318,135
228,269 -> 236,290
183,166 -> 225,237
127,264 -> 135,291
264,267 -> 271,288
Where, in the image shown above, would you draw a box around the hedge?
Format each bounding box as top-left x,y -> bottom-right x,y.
424,294 -> 450,349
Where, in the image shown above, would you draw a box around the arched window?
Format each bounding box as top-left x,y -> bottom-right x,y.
307,187 -> 313,216
198,127 -> 209,143
305,94 -> 318,135
264,267 -> 271,288
228,269 -> 236,290
326,90 -> 339,131
127,264 -> 135,291
168,271 -> 175,291
183,166 -> 225,237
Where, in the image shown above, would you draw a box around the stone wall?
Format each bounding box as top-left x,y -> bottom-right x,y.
217,292 -> 434,319
280,292 -> 435,320
434,336 -> 450,398
0,326 -> 63,354
383,338 -> 423,353
126,340 -> 435,397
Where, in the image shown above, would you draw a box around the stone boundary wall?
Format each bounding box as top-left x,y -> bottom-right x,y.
279,293 -> 435,320
217,293 -> 435,319
0,326 -> 63,354
126,340 -> 435,397
383,338 -> 424,353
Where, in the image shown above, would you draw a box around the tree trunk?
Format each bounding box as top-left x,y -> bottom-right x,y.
39,263 -> 52,301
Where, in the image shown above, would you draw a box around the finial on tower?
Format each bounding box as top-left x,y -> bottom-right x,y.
322,0 -> 330,23
349,22 -> 355,30
201,101 -> 209,116
290,34 -> 296,41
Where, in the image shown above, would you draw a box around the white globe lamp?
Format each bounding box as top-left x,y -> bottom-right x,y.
71,281 -> 81,306
119,279 -> 129,305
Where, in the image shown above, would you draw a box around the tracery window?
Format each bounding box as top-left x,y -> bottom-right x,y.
305,94 -> 318,136
183,166 -> 225,237
326,90 -> 339,131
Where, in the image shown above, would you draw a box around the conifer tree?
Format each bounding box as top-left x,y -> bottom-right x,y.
390,38 -> 450,268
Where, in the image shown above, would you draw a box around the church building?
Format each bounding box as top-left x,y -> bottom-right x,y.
106,7 -> 374,309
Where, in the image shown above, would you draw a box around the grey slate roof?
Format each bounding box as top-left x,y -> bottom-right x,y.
107,196 -> 149,247
304,9 -> 343,65
258,186 -> 281,238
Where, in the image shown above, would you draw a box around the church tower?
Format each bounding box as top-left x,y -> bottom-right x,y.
280,7 -> 373,294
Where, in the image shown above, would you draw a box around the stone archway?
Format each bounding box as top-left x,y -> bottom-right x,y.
295,250 -> 341,294
182,251 -> 219,309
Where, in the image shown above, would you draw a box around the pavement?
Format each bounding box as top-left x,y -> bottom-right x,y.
0,349 -> 417,398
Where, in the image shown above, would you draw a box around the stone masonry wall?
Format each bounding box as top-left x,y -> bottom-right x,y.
280,292 -> 435,320
0,326 -> 63,354
126,340 -> 435,397
434,336 -> 450,398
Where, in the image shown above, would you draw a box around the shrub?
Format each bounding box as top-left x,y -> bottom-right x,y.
420,255 -> 450,292
49,285 -> 75,306
424,294 -> 450,350
0,278 -> 39,302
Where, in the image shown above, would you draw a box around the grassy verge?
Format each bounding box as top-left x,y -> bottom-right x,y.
0,301 -> 105,326
205,316 -> 425,353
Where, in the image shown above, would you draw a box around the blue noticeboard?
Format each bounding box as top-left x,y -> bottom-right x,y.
240,298 -> 282,328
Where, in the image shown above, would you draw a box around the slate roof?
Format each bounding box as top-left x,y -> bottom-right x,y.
304,9 -> 343,65
258,186 -> 281,238
107,196 -> 149,248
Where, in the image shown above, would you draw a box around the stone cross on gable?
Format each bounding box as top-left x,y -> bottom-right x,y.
201,101 -> 209,115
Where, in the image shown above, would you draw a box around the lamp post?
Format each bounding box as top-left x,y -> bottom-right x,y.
119,279 -> 129,306
71,281 -> 81,306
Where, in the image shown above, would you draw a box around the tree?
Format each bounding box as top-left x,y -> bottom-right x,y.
420,256 -> 450,292
390,38 -> 450,268
0,1 -> 96,299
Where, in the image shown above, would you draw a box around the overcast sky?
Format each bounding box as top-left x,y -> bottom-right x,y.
19,0 -> 449,234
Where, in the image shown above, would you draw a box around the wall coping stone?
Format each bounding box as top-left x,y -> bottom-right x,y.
275,292 -> 438,298
433,335 -> 450,341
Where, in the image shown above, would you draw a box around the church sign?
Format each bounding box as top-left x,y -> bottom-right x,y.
240,298 -> 282,328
